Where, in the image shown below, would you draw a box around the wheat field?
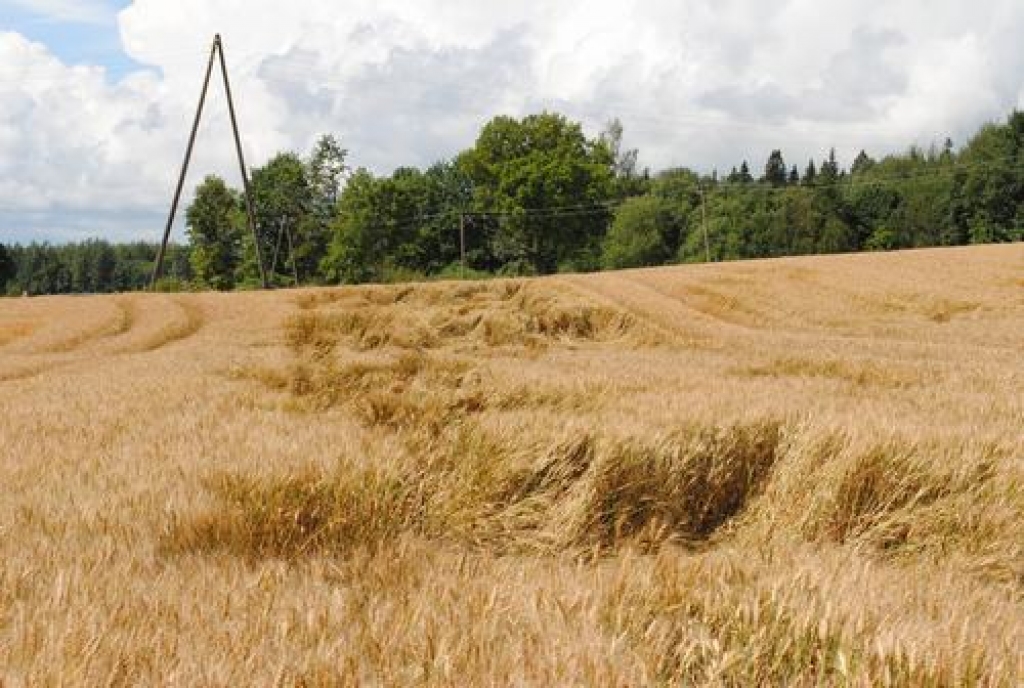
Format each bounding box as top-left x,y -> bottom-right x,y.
0,244 -> 1021,686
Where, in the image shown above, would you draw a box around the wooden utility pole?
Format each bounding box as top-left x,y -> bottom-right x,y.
151,34 -> 267,289
270,218 -> 286,276
269,218 -> 300,287
459,212 -> 466,279
151,37 -> 217,287
284,220 -> 299,286
699,183 -> 711,263
217,34 -> 267,289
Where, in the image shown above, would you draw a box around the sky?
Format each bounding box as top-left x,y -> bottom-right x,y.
1,0 -> 1024,243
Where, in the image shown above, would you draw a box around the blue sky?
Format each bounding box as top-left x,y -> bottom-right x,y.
1,0 -> 139,80
1,0 -> 151,243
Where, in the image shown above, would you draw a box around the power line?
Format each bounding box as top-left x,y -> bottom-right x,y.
341,202 -> 621,238
297,157 -> 1024,250
2,153 -> 1020,221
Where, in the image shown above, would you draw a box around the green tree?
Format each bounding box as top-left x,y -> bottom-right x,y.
112,242 -> 157,292
186,175 -> 244,290
0,243 -> 14,294
851,150 -> 875,175
951,112 -> 1024,243
650,167 -> 701,254
14,243 -> 71,295
303,134 -> 349,282
321,169 -> 389,284
307,134 -> 348,216
458,112 -> 615,273
412,161 -> 476,274
68,239 -> 116,293
846,182 -> 900,248
803,159 -> 817,186
602,195 -> 674,268
820,148 -> 840,184
247,152 -> 315,285
764,150 -> 787,186
321,159 -> 480,284
600,118 -> 648,198
777,187 -> 821,255
737,161 -> 753,183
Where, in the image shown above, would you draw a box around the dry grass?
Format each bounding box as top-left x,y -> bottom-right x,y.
0,320 -> 37,347
164,419 -> 783,558
738,356 -> 924,388
1,244 -> 1022,685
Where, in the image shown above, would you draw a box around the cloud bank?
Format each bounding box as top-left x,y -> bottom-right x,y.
2,0 -> 1024,241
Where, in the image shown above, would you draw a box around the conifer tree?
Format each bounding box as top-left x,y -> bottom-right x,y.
803,159 -> 817,186
738,161 -> 753,183
764,150 -> 787,186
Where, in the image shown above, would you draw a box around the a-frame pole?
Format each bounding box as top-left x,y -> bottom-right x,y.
151,37 -> 218,287
699,183 -> 711,263
270,218 -> 286,276
459,212 -> 466,279
216,34 -> 268,289
284,221 -> 299,286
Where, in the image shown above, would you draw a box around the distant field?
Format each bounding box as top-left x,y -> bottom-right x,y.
1,244 -> 1021,685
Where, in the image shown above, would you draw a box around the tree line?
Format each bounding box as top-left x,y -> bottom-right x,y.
0,240 -> 191,296
2,110 -> 1022,295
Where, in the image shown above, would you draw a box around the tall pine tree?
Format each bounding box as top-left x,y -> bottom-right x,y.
764,150 -> 787,186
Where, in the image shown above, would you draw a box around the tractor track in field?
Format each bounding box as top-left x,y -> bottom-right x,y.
0,295 -> 207,385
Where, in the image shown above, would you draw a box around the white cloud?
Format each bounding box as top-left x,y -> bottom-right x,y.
3,0 -> 1024,241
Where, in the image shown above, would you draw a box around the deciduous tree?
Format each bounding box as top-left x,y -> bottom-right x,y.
186,175 -> 243,290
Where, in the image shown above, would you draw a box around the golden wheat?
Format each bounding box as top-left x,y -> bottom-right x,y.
0,244 -> 1021,685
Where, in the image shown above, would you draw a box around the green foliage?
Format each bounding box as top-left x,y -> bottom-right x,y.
602,199 -> 665,269
436,262 -> 493,281
819,148 -> 841,184
321,160 -> 476,284
379,262 -> 427,285
247,152 -> 314,284
728,161 -> 754,184
764,150 -> 788,187
600,118 -> 649,198
864,226 -> 897,251
803,159 -> 817,186
0,241 -> 179,295
459,112 -> 616,274
0,242 -> 15,293
306,134 -> 348,218
951,112 -> 1024,243
8,111 -> 1024,296
68,239 -> 117,293
322,169 -> 413,284
186,175 -> 244,291
417,162 -> 476,272
602,196 -> 674,269
151,276 -> 191,293
851,150 -> 875,176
